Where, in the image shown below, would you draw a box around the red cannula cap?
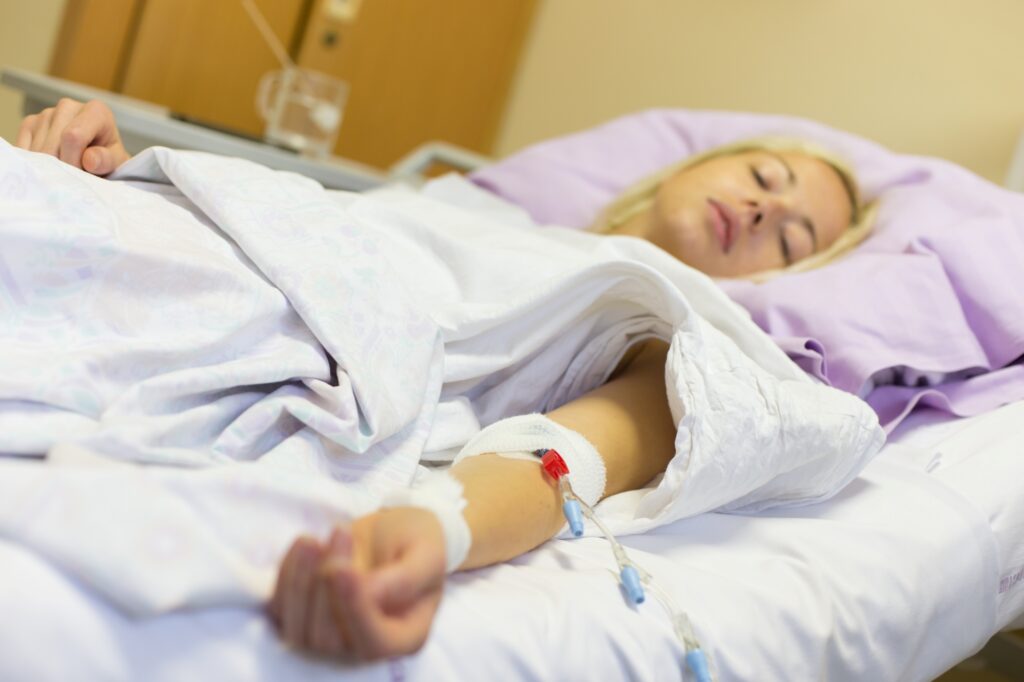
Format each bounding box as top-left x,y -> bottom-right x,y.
540,449 -> 569,480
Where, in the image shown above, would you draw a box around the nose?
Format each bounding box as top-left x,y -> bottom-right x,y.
743,195 -> 791,233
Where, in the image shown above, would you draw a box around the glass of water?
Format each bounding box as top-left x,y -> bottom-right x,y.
256,68 -> 349,158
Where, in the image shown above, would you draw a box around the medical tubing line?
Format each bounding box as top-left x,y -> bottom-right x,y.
241,0 -> 296,70
561,482 -> 714,680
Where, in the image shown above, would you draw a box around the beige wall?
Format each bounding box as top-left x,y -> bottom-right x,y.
6,1 -> 1022,184
496,0 -> 1024,184
0,0 -> 66,143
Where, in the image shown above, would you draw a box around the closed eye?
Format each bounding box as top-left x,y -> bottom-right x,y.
745,162 -> 770,187
780,236 -> 792,265
749,165 -> 768,190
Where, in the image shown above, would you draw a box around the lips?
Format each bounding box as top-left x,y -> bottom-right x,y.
707,198 -> 736,253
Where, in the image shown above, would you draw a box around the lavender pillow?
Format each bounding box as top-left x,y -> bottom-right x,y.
471,110 -> 1024,430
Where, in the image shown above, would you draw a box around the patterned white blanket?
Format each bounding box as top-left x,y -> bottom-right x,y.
0,142 -> 882,614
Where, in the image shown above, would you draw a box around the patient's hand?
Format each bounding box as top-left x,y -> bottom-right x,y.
15,98 -> 130,176
269,507 -> 446,661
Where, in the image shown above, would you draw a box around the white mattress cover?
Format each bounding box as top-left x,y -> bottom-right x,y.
885,401 -> 1024,632
1,401 -> 1021,682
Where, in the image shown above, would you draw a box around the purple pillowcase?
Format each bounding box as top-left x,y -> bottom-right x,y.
470,109 -> 1024,430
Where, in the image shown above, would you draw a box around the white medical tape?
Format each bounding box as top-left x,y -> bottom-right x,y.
452,414 -> 607,507
380,469 -> 471,574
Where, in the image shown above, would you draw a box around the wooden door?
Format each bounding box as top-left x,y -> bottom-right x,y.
49,0 -> 144,91
49,0 -> 537,169
296,0 -> 537,168
120,0 -> 310,138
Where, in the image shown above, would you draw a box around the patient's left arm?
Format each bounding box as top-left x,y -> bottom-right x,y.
268,339 -> 676,661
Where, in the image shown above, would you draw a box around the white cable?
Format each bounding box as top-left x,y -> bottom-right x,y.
241,0 -> 296,70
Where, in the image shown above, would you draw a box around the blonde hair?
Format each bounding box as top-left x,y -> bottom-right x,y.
593,137 -> 877,282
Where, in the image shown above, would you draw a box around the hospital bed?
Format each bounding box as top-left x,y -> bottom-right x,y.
1,400 -> 1022,681
1,74 -> 1023,682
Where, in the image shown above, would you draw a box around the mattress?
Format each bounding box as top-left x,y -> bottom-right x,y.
1,400 -> 1021,682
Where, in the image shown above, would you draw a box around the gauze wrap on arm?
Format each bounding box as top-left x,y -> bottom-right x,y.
380,470 -> 471,574
452,414 -> 607,508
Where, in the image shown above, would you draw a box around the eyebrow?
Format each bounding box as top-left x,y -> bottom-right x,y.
762,151 -> 819,251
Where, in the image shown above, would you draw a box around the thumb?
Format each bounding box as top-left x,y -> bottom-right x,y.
82,145 -> 120,176
369,542 -> 443,611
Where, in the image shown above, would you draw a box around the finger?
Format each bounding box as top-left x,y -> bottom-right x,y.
281,537 -> 322,648
29,109 -> 54,152
325,564 -> 377,660
15,114 -> 37,149
376,584 -> 442,656
82,146 -> 124,176
369,539 -> 445,612
308,526 -> 356,656
320,526 -> 374,658
59,109 -> 101,170
327,525 -> 355,561
308,571 -> 349,657
365,534 -> 446,657
332,563 -> 440,660
78,102 -> 128,175
79,99 -> 120,147
42,98 -> 83,156
270,539 -> 305,627
268,541 -> 292,625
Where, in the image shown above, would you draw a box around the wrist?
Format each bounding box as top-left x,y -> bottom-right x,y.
379,470 -> 471,573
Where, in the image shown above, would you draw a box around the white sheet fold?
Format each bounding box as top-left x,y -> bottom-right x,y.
0,143 -> 883,614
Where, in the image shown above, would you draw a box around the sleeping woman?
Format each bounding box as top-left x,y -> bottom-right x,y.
15,99 -> 874,662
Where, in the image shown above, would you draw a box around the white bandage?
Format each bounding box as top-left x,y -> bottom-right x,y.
453,414 -> 607,508
380,469 -> 471,574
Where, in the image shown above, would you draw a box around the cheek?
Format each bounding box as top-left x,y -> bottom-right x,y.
657,200 -> 687,234
817,212 -> 851,252
653,201 -> 700,253
654,188 -> 684,226
655,173 -> 701,217
654,181 -> 703,238
655,211 -> 722,272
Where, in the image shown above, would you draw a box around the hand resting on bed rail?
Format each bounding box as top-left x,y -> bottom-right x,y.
16,98 -> 130,176
13,101 -> 876,663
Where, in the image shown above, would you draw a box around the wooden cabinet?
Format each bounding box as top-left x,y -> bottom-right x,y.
49,0 -> 537,169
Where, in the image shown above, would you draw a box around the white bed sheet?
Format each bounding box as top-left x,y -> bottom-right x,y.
2,400 -> 1021,682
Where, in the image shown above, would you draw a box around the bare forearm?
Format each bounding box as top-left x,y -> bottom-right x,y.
451,453 -> 564,570
450,340 -> 675,570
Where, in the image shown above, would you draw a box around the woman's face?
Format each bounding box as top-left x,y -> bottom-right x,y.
637,150 -> 853,277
